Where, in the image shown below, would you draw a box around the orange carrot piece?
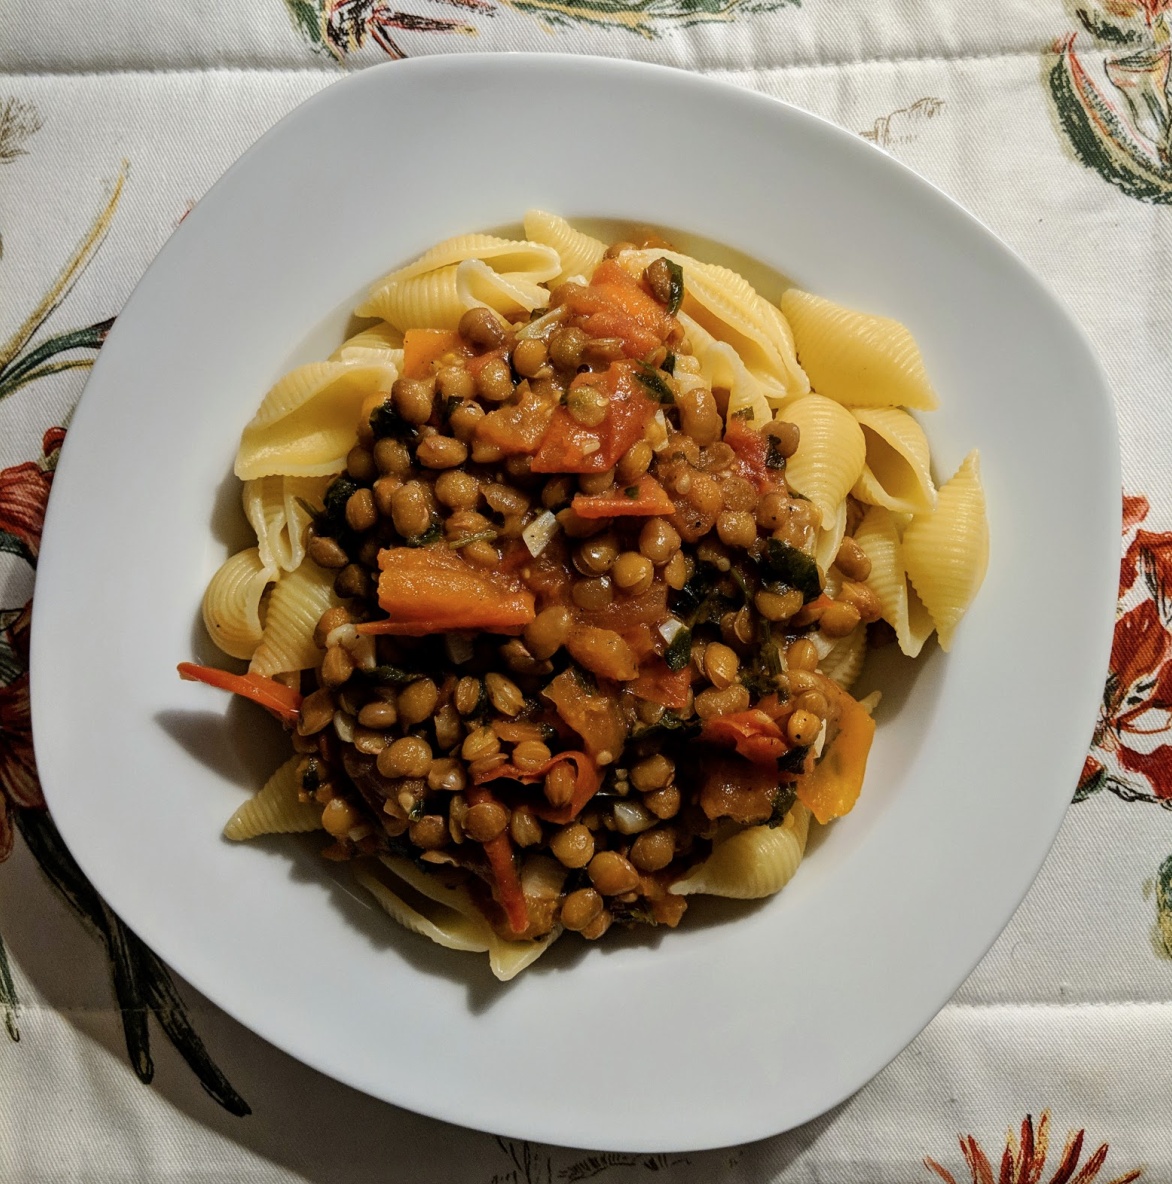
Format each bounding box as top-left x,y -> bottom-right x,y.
795,687 -> 876,823
360,546 -> 535,637
472,751 -> 602,825
466,786 -> 530,935
402,329 -> 469,379
572,475 -> 675,519
176,663 -> 301,726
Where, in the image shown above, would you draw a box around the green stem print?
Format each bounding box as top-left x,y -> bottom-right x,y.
1050,4 -> 1172,202
0,103 -> 248,1115
285,0 -> 800,60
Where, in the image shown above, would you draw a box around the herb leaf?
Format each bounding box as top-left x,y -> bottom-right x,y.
659,257 -> 685,316
768,783 -> 798,826
404,521 -> 442,547
634,365 -> 675,404
664,627 -> 693,672
765,435 -> 787,470
759,539 -> 823,603
369,399 -> 414,441
352,664 -> 423,686
662,352 -> 676,376
322,476 -> 359,530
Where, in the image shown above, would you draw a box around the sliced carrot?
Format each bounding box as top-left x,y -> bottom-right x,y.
630,659 -> 692,711
402,329 -> 469,379
475,380 -> 556,456
472,751 -> 602,826
795,686 -> 876,824
176,663 -> 301,726
359,546 -> 535,637
466,786 -> 530,935
572,475 -> 675,519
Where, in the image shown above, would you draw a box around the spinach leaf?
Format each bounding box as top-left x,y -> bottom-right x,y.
659,257 -> 685,316
662,352 -> 676,376
777,745 -> 809,774
634,364 -> 675,404
369,399 -> 415,441
767,783 -> 798,827
630,711 -> 703,741
664,627 -> 693,672
765,435 -> 787,470
352,664 -> 423,686
321,476 -> 359,531
404,521 -> 442,547
759,538 -> 823,603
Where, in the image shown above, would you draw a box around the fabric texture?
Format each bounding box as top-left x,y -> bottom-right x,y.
2,3 -> 1171,1179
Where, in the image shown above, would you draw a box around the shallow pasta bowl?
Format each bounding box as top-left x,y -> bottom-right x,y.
31,54 -> 1118,1151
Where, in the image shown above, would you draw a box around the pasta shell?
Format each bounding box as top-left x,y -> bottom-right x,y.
670,805 -> 811,899
361,855 -> 563,980
852,505 -> 934,658
235,362 -> 396,480
201,546 -> 274,661
814,498 -> 848,575
331,323 -> 404,366
677,311 -> 772,427
620,248 -> 809,401
243,475 -> 330,574
780,288 -> 938,410
779,395 -> 867,528
851,407 -> 937,514
523,210 -> 606,284
902,450 -> 989,651
249,560 -> 339,678
223,756 -> 322,841
819,625 -> 867,690
355,861 -> 493,955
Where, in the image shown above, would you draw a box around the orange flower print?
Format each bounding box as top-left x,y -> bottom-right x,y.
925,1111 -> 1142,1184
1078,494 -> 1172,806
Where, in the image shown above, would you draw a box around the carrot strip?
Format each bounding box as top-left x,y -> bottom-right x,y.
466,786 -> 530,935
471,751 -> 602,825
702,710 -> 793,765
402,329 -> 468,379
572,475 -> 675,519
795,686 -> 876,823
176,663 -> 301,726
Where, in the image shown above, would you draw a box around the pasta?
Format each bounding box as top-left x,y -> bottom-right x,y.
180,215 -> 989,981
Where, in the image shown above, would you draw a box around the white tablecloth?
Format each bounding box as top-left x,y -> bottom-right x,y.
1,3 -> 1170,1178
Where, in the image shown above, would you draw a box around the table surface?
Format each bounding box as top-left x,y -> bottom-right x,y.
2,4 -> 1170,1180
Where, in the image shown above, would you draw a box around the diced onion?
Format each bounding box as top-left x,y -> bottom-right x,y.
445,632 -> 475,664
613,800 -> 655,835
333,710 -> 356,744
522,510 -> 560,557
326,622 -> 358,650
658,617 -> 686,644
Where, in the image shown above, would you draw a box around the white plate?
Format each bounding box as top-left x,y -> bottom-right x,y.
31,55 -> 1119,1151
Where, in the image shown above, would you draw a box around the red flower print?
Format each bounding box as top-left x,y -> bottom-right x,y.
0,425 -> 63,564
1078,493 -> 1172,805
924,1110 -> 1141,1184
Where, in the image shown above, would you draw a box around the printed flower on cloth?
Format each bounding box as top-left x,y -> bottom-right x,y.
1079,494 -> 1172,805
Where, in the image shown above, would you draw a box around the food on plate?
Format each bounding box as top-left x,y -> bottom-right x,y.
179,213 -> 989,980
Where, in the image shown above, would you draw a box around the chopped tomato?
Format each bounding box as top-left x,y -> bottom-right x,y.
724,416 -> 777,493
702,710 -> 793,765
402,329 -> 470,379
629,659 -> 692,710
531,361 -> 660,474
176,663 -> 301,726
358,546 -> 535,637
561,259 -> 677,359
572,475 -> 675,519
542,669 -> 627,761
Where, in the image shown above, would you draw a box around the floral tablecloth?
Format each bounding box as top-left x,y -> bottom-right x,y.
2,2 -> 1171,1180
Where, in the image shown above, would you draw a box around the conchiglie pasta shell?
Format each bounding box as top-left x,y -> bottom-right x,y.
620,248 -> 808,401
201,546 -> 274,660
815,498 -> 848,575
223,756 -> 322,841
456,259 -> 550,318
780,288 -> 938,410
851,407 -> 937,514
355,860 -> 493,954
677,311 -> 772,427
779,395 -> 867,528
366,233 -> 561,288
523,210 -> 606,284
901,450 -> 988,651
852,505 -> 934,658
235,362 -> 395,480
362,855 -> 562,980
819,625 -> 867,690
243,475 -> 330,574
249,560 -> 339,678
670,805 -> 811,899
331,323 -> 404,366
